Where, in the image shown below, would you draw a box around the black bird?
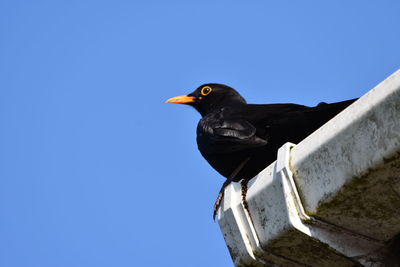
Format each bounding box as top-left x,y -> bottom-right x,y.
166,84 -> 356,218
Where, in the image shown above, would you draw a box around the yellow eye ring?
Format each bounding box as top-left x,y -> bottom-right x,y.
201,86 -> 212,96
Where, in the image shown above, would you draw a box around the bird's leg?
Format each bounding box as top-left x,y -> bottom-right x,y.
213,157 -> 251,220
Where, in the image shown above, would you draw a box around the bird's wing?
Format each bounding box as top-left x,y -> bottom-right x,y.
197,118 -> 267,154
214,120 -> 257,139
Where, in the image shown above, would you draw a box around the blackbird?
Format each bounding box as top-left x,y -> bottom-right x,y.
166,83 -> 356,218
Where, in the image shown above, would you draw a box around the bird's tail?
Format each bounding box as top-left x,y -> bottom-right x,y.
307,98 -> 358,126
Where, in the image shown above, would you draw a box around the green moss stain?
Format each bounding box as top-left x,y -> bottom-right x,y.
314,153 -> 400,240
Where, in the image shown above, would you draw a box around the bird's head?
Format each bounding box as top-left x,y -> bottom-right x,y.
166,83 -> 246,116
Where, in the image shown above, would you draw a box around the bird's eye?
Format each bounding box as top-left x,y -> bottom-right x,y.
201,86 -> 212,96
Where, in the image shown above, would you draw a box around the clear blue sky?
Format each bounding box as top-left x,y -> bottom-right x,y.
1,1 -> 399,267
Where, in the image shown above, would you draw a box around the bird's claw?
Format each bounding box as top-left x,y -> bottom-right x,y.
213,179 -> 233,221
213,191 -> 224,220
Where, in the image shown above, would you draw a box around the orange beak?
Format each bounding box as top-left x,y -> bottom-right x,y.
165,95 -> 196,104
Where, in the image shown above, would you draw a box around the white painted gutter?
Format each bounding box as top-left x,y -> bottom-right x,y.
217,70 -> 400,267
